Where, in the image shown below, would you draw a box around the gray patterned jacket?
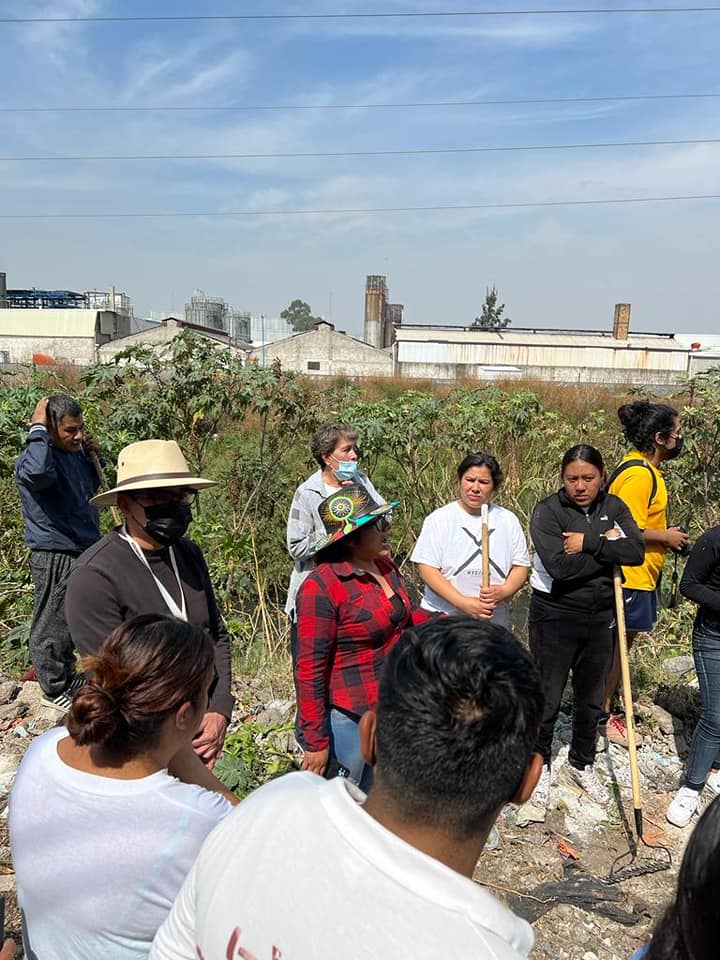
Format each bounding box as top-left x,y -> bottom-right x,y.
284,468 -> 382,617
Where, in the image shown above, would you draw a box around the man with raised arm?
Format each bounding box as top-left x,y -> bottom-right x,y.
15,394 -> 101,711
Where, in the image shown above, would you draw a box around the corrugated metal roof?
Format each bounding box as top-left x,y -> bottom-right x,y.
395,327 -> 678,351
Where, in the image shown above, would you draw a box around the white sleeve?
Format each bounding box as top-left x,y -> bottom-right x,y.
149,859 -> 199,960
410,512 -> 443,568
509,512 -> 531,567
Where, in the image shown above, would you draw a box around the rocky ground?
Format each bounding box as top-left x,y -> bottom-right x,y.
475,673 -> 701,960
0,662 -> 703,959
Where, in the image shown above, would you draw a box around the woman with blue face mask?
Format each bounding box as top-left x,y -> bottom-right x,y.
284,423 -> 384,647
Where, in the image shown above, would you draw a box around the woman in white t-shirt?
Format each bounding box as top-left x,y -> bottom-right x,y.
411,452 -> 530,627
9,614 -> 234,960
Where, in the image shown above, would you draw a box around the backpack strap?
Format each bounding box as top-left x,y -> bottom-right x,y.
607,459 -> 658,509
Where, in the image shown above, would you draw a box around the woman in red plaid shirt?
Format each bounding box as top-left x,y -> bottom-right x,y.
295,482 -> 430,789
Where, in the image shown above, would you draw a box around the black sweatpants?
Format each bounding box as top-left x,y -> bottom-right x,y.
28,549 -> 78,697
528,592 -> 615,769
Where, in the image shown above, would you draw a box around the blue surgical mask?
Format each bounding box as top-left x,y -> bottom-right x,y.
334,460 -> 358,482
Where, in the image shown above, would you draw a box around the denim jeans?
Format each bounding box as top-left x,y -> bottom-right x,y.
329,708 -> 373,792
685,621 -> 720,790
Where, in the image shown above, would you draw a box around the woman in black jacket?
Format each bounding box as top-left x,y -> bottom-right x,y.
528,444 -> 644,807
666,527 -> 720,828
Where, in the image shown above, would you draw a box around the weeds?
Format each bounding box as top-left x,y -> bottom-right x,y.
214,721 -> 296,797
2,337 -> 718,699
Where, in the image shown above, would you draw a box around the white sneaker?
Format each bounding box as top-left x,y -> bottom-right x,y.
567,764 -> 610,805
667,786 -> 703,827
705,770 -> 720,797
530,764 -> 550,807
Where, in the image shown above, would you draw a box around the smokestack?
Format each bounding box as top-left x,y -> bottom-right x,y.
364,275 -> 387,348
0,272 -> 7,308
613,303 -> 631,340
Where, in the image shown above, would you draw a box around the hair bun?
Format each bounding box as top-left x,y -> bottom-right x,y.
66,684 -> 124,747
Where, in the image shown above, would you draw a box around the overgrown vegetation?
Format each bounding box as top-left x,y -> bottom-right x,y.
2,333 -> 719,703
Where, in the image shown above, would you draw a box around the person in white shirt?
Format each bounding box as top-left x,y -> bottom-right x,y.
9,614 -> 234,960
411,452 -> 531,627
151,617 -> 544,960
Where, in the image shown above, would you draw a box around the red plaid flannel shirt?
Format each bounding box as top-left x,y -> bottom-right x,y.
295,558 -> 429,752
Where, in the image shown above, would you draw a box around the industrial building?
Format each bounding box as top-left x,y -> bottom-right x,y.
97,315 -> 244,362
248,321 -> 392,378
0,273 -> 133,366
393,304 -> 720,387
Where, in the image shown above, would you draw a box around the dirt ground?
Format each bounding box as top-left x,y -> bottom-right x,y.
0,679 -> 697,959
474,756 -> 688,960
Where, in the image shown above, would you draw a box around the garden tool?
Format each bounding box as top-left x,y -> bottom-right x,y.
607,567 -> 672,883
481,503 -> 490,590
89,451 -> 122,526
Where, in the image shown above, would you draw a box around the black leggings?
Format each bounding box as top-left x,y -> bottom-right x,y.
529,593 -> 615,769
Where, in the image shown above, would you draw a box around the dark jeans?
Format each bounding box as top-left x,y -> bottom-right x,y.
28,550 -> 78,697
529,593 -> 615,769
685,621 -> 720,790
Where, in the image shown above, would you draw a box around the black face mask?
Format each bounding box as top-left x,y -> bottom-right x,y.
143,502 -> 193,546
665,435 -> 685,460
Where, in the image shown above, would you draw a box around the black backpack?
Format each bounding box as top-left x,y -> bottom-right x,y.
607,459 -> 658,509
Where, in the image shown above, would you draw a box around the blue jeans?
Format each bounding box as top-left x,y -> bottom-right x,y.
329,709 -> 373,792
685,622 -> 720,790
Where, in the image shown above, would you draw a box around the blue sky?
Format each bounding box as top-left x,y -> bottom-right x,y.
1,0 -> 719,336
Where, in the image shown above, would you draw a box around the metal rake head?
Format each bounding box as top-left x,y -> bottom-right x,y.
606,843 -> 673,884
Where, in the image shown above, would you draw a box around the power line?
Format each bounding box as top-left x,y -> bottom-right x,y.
1,92 -> 719,114
1,194 -> 718,220
3,136 -> 719,162
2,7 -> 720,23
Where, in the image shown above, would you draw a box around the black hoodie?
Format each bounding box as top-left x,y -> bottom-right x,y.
530,488 -> 644,611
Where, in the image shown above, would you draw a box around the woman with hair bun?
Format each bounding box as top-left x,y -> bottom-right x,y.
9,614 -> 234,960
411,452 -> 531,626
602,399 -> 689,747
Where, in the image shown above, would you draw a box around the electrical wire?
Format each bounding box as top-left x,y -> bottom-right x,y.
2,8 -> 720,24
2,136 -> 719,162
1,194 -> 718,219
1,92 -> 719,113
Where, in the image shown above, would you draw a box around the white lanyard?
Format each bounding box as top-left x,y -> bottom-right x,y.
119,526 -> 188,622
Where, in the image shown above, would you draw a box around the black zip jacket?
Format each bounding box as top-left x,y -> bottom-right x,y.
680,526 -> 720,633
530,488 -> 644,611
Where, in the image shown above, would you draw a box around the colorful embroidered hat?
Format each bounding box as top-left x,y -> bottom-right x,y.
310,482 -> 399,555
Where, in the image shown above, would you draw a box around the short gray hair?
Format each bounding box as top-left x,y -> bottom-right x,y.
310,422 -> 358,468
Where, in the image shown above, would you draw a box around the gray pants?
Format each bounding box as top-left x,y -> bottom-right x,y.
28,550 -> 77,697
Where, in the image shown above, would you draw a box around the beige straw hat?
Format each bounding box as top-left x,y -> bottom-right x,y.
90,439 -> 217,508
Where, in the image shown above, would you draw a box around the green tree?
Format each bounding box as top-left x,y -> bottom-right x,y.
280,299 -> 322,333
472,286 -> 510,330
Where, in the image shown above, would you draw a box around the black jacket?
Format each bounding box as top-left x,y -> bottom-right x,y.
65,530 -> 234,719
15,425 -> 100,552
530,488 -> 644,611
680,526 -> 720,633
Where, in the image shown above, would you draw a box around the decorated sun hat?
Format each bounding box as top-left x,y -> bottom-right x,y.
90,439 -> 217,508
310,482 -> 399,556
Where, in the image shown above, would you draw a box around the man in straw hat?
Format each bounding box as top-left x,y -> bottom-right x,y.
65,440 -> 234,770
15,394 -> 102,712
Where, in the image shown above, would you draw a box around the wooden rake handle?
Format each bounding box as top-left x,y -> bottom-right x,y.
481,503 -> 490,590
613,566 -> 644,837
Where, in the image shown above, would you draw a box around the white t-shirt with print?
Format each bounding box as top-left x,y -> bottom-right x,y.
151,772 -> 533,960
9,726 -> 232,960
411,501 -> 530,626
